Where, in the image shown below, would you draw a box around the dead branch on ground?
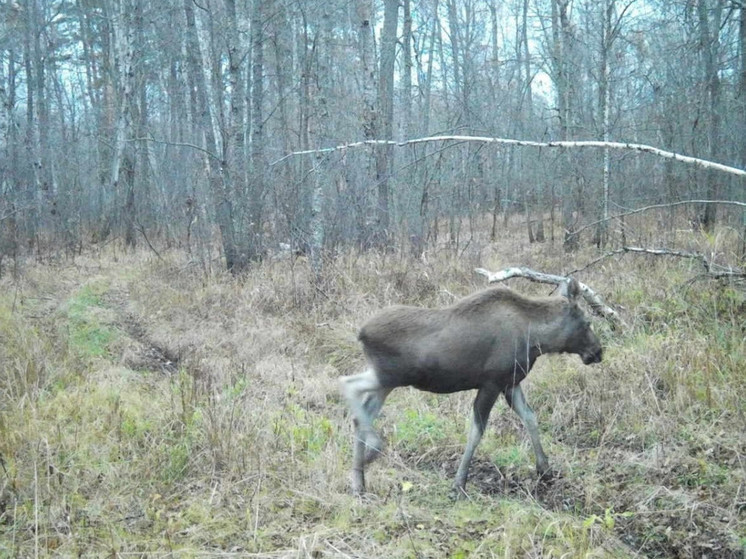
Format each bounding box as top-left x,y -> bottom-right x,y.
474,267 -> 624,329
567,246 -> 745,280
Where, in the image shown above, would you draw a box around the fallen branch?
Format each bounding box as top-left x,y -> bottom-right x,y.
567,246 -> 745,279
474,267 -> 623,328
271,135 -> 746,180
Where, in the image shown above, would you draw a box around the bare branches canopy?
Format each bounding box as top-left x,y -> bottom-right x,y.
1,0 -> 745,268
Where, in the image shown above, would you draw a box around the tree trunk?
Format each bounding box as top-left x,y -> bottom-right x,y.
184,0 -> 238,271
446,0 -> 463,117
421,1 -> 438,136
740,2 -> 746,260
597,0 -> 614,248
402,0 -> 413,141
108,0 -> 136,248
22,0 -> 38,246
309,156 -> 325,281
358,0 -> 377,247
489,0 -> 500,91
307,6 -> 333,280
225,0 -> 252,271
697,0 -> 722,233
375,0 -> 398,247
553,0 -> 578,251
519,0 -> 536,243
248,0 -> 266,263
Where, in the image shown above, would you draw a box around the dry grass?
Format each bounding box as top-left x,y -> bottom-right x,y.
0,216 -> 745,557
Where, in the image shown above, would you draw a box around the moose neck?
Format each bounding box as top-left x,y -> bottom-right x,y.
522,302 -> 570,357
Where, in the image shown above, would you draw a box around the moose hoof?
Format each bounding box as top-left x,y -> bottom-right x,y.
363,432 -> 384,464
449,483 -> 469,501
351,470 -> 365,496
537,467 -> 558,484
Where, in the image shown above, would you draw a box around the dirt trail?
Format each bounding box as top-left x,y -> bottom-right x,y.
103,287 -> 180,374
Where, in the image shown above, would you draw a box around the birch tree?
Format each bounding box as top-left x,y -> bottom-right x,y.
375,0 -> 398,246
224,0 -> 252,270
247,0 -> 266,264
550,0 -> 579,251
183,0 -> 238,271
358,0 -> 377,246
596,0 -> 619,248
697,0 -> 723,232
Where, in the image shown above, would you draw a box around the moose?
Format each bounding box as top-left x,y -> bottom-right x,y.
340,278 -> 603,495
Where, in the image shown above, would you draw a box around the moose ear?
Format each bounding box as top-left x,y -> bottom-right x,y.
558,278 -> 581,302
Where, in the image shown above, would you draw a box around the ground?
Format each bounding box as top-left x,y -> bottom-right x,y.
0,218 -> 745,557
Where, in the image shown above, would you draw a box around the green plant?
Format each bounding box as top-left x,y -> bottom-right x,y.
275,402 -> 334,458
394,408 -> 449,451
65,282 -> 118,358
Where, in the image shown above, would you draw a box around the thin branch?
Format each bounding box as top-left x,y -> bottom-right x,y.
569,199 -> 746,240
567,246 -> 745,279
270,135 -> 746,179
130,136 -> 222,162
474,267 -> 624,328
0,204 -> 32,222
136,222 -> 165,263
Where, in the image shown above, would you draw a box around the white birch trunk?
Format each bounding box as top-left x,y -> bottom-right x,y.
600,0 -> 613,246
109,0 -> 134,198
309,158 -> 324,280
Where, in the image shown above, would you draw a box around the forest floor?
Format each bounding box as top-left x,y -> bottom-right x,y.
1,218 -> 745,557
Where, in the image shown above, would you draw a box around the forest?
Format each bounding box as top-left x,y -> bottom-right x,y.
1,0 -> 746,557
0,0 -> 744,267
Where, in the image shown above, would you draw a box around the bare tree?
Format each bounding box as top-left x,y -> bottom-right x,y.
107,0 -> 136,248
247,0 -> 266,264
550,0 -> 579,251
183,0 -> 239,270
595,0 -> 623,248
697,0 -> 723,232
740,1 -> 746,258
2,0 -> 746,267
375,0 -> 398,246
402,0 -> 414,140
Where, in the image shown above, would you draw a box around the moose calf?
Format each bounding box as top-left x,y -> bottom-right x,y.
340,278 -> 603,495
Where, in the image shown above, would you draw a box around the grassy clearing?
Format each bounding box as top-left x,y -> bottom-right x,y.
0,220 -> 745,557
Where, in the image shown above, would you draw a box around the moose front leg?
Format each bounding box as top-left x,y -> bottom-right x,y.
504,384 -> 550,477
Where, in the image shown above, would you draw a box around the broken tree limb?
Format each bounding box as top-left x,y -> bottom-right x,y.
567,246 -> 745,279
474,267 -> 624,328
271,135 -> 746,181
568,247 -> 709,275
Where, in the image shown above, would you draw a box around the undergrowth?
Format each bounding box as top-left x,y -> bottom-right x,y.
0,219 -> 744,557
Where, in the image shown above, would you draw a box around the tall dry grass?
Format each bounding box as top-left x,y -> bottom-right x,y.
0,214 -> 744,557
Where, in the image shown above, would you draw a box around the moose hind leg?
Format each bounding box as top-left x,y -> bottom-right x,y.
340,369 -> 388,494
504,384 -> 549,476
340,369 -> 383,433
361,388 -> 392,464
454,385 -> 501,494
351,420 -> 367,495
